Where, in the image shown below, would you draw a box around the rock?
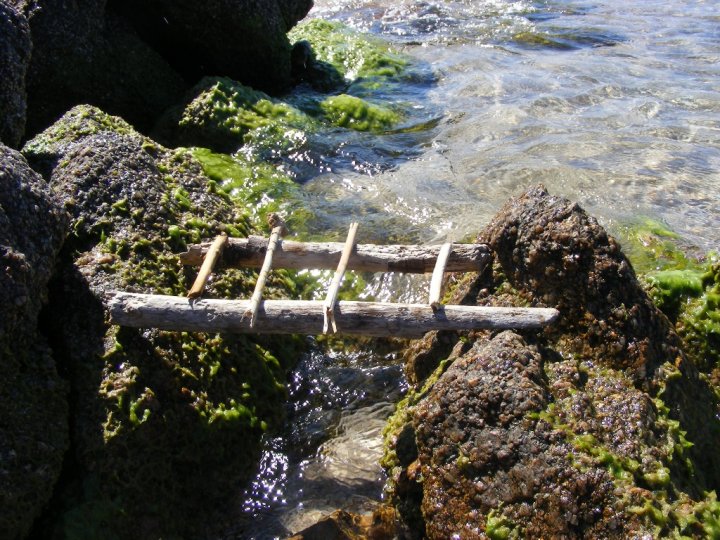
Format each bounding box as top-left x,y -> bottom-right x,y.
109,0 -> 314,93
386,186 -> 720,538
480,184 -> 682,383
414,331 -> 629,538
22,105 -> 306,538
0,143 -> 69,539
288,506 -> 399,540
0,1 -> 31,147
11,0 -> 187,137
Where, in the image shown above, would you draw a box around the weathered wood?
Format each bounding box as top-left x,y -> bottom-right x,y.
324,222 -> 359,334
107,292 -> 560,338
187,234 -> 227,299
428,242 -> 452,308
245,225 -> 283,328
180,237 -> 492,274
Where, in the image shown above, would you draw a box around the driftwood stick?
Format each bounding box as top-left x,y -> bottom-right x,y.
187,234 -> 228,299
428,242 -> 453,309
180,237 -> 492,274
107,292 -> 560,338
245,225 -> 283,328
324,222 -> 359,334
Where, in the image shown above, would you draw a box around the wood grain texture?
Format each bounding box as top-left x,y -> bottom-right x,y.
107,292 -> 559,338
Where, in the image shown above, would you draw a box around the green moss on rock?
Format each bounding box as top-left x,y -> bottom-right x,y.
289,19 -> 407,83
320,94 -> 400,132
22,105 -> 310,538
191,147 -> 314,233
615,217 -> 694,274
180,77 -> 312,148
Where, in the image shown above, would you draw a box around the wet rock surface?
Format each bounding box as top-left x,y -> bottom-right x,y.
414,331 -> 627,539
0,143 -> 69,539
385,186 -> 720,538
0,1 -> 31,147
21,106 -> 305,538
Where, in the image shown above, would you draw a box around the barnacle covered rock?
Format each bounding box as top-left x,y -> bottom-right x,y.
22,105 -> 307,538
0,143 -> 69,539
384,186 -> 720,538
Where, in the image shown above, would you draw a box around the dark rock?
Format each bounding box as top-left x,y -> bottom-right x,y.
387,187 -> 720,538
480,184 -> 682,383
414,331 -> 627,538
11,0 -> 187,137
108,0 -> 314,93
0,143 -> 69,539
0,1 -> 31,147
22,105 -> 302,538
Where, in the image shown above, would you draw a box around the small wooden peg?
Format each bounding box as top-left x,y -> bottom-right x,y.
244,214 -> 288,327
323,222 -> 359,333
187,234 -> 228,299
428,242 -> 453,310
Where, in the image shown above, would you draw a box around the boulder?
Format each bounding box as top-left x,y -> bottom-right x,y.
480,184 -> 682,383
108,0 -> 314,93
11,0 -> 187,137
414,331 -> 627,538
384,186 -> 720,538
0,1 -> 31,147
22,105 -> 305,538
0,143 -> 69,539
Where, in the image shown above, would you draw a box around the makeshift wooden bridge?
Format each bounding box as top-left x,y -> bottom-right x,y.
108,217 -> 559,338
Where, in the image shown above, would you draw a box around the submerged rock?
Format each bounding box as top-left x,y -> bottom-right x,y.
0,143 -> 69,539
0,1 -> 31,147
22,105 -> 307,538
384,186 -> 720,538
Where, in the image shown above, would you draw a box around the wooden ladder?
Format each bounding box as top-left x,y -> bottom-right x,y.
107,220 -> 558,338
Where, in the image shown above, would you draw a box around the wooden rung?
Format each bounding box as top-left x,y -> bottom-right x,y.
180,237 -> 492,274
428,242 -> 453,309
107,292 -> 560,337
187,234 -> 228,299
244,216 -> 287,327
323,222 -> 359,334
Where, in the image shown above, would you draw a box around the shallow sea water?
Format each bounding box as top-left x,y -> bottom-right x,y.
305,0 -> 720,252
235,0 -> 720,537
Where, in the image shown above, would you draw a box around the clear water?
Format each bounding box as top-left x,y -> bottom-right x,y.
236,0 -> 720,536
300,0 -> 720,252
230,348 -> 407,538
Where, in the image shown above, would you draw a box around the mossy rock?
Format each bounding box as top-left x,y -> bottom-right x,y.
644,261 -> 720,377
320,94 -> 400,132
22,105 -> 309,538
157,76 -> 315,154
383,187 -> 720,538
289,19 -> 407,84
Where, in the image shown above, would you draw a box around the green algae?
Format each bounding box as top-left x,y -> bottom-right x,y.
190,146 -> 314,233
615,218 -> 720,378
178,76 -> 314,151
645,259 -> 720,374
289,19 -> 407,83
616,217 -> 692,274
485,508 -> 518,540
320,94 -> 400,132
